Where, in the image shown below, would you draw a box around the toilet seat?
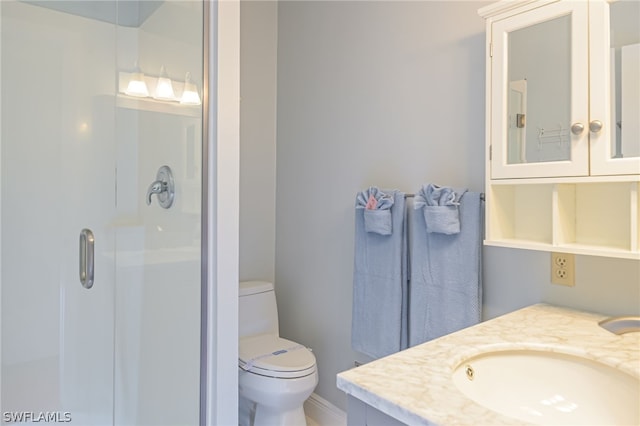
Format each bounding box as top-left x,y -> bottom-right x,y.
239,334 -> 316,379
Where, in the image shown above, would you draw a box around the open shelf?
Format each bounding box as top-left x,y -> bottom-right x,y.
488,184 -> 553,244
556,182 -> 632,250
485,180 -> 640,259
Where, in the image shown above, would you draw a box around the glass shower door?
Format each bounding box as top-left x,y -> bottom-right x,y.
1,1 -> 203,424
1,1 -> 117,423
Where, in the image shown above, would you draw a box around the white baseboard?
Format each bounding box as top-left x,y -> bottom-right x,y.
304,393 -> 347,426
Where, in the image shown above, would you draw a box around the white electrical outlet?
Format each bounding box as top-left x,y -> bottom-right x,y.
551,252 -> 575,286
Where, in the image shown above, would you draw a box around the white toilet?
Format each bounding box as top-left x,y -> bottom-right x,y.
238,281 -> 318,426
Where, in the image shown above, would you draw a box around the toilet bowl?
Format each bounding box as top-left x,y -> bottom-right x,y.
238,281 -> 318,426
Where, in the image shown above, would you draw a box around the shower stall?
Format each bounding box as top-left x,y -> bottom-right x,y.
0,0 -> 238,424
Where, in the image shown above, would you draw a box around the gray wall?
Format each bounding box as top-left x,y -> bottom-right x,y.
241,0 -> 640,412
274,0 -> 489,409
240,1 -> 278,283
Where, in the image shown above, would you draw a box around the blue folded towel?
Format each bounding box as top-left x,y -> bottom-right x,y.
414,184 -> 466,235
356,187 -> 395,235
352,188 -> 408,358
409,190 -> 483,346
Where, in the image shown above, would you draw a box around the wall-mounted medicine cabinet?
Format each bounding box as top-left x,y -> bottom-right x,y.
479,0 -> 640,259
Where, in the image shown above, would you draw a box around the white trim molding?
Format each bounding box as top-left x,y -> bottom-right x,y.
304,393 -> 347,426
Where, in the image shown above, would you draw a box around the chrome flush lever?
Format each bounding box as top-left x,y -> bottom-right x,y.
146,165 -> 175,208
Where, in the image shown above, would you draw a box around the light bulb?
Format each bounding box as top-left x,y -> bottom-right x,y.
125,62 -> 149,97
180,72 -> 201,105
154,66 -> 175,101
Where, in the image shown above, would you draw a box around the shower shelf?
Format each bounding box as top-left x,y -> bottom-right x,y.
116,94 -> 201,118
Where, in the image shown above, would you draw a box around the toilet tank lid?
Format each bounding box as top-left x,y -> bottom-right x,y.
239,280 -> 274,296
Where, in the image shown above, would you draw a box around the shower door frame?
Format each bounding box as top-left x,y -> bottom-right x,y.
201,0 -> 240,425
0,5 -> 3,416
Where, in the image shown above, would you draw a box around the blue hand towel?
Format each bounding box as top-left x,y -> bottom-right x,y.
414,184 -> 466,235
356,187 -> 395,235
409,190 -> 483,346
352,189 -> 408,358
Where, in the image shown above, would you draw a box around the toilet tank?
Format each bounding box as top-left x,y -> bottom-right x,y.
239,281 -> 279,338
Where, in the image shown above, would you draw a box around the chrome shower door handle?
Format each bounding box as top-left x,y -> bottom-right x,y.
79,228 -> 95,289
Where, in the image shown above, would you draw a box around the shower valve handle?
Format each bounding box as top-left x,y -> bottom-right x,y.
146,165 -> 175,209
146,181 -> 167,204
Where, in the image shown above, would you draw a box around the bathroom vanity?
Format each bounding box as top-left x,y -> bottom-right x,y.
336,304 -> 640,425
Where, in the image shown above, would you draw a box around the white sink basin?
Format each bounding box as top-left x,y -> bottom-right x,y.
453,349 -> 640,425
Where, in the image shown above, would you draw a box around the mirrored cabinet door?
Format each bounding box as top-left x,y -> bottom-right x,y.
491,0 -> 640,179
491,1 -> 590,179
590,0 -> 640,176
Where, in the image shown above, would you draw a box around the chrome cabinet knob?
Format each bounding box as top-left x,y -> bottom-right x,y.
571,122 -> 584,135
589,120 -> 603,133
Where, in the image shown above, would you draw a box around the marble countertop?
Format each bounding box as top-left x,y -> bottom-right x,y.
336,304 -> 640,425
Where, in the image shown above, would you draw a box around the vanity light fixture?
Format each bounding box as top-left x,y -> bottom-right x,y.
154,65 -> 176,101
120,65 -> 200,107
124,62 -> 149,97
180,72 -> 201,105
